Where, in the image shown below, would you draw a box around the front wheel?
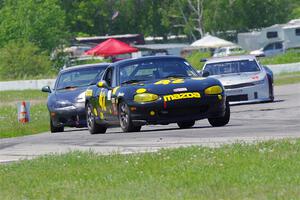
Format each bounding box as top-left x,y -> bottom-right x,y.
177,121 -> 195,129
119,101 -> 141,132
208,101 -> 230,127
268,75 -> 274,102
50,118 -> 64,133
86,103 -> 107,134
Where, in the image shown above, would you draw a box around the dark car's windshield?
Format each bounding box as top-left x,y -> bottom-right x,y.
119,59 -> 198,84
56,66 -> 106,90
204,60 -> 260,76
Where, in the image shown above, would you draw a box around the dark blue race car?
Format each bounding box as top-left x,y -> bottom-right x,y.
42,63 -> 109,133
85,56 -> 230,134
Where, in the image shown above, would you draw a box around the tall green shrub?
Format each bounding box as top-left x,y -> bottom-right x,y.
0,0 -> 68,51
0,40 -> 53,80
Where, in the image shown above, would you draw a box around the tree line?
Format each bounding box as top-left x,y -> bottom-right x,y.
0,0 -> 299,79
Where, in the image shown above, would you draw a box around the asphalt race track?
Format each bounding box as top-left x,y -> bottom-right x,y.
1,83 -> 299,163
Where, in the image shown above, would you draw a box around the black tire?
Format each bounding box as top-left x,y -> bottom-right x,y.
86,103 -> 107,134
208,101 -> 230,127
50,118 -> 64,133
177,121 -> 195,129
118,101 -> 141,132
267,75 -> 274,102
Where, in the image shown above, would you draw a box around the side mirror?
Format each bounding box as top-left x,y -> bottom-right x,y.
41,86 -> 51,93
97,80 -> 109,88
197,70 -> 203,76
202,71 -> 210,77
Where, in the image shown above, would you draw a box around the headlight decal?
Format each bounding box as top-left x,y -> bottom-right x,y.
134,93 -> 159,102
205,85 -> 223,95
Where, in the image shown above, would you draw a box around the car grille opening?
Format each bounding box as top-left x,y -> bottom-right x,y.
224,83 -> 255,89
227,94 -> 248,102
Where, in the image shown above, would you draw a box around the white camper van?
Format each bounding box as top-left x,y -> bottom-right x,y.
238,19 -> 300,55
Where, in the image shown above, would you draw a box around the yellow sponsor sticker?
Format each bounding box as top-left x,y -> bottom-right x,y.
155,80 -> 171,85
112,86 -> 120,95
155,79 -> 185,85
100,112 -> 104,119
99,91 -> 106,111
85,89 -> 93,97
172,79 -> 184,84
93,108 -> 98,116
163,92 -> 201,102
136,88 -> 147,94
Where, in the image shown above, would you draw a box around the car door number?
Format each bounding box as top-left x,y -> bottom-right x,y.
98,90 -> 107,111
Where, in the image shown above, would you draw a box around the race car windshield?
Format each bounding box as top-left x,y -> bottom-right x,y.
56,67 -> 105,90
119,59 -> 198,84
204,60 -> 260,75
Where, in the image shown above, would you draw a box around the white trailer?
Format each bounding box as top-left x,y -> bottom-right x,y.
238,19 -> 300,51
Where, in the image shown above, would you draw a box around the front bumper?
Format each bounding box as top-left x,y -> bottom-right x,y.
49,103 -> 87,127
225,81 -> 272,105
126,95 -> 226,125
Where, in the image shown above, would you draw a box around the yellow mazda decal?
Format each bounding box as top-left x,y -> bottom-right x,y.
163,92 -> 201,102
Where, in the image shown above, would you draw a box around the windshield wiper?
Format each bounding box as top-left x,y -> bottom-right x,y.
162,74 -> 186,78
57,86 -> 78,90
121,79 -> 145,85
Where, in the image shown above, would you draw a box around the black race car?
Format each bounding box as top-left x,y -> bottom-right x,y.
85,56 -> 230,134
42,63 -> 109,133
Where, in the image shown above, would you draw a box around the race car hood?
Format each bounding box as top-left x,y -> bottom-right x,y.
54,86 -> 88,103
211,72 -> 265,86
119,77 -> 222,97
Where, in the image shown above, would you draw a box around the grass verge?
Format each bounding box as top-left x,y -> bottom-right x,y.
0,89 -> 48,103
274,71 -> 300,85
1,140 -> 300,199
0,104 -> 49,138
0,90 -> 49,138
259,50 -> 300,65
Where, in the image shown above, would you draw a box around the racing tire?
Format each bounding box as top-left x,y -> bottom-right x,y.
267,75 -> 274,102
177,121 -> 195,129
50,118 -> 64,133
118,101 -> 141,132
86,103 -> 107,134
208,101 -> 230,127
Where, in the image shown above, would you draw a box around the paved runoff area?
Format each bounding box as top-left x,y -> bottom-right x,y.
0,83 -> 300,163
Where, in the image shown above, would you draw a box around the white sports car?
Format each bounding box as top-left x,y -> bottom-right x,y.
202,55 -> 274,104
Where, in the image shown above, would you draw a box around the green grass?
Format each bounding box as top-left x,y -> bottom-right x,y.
0,89 -> 48,103
0,104 -> 49,138
259,50 -> 300,65
0,90 -> 49,138
186,51 -> 211,70
275,71 -> 300,85
1,140 -> 300,199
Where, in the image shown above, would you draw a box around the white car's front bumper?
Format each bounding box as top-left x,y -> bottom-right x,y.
225,79 -> 272,105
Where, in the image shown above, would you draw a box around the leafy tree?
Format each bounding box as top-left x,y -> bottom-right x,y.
206,0 -> 292,33
289,0 -> 300,19
0,0 -> 68,51
60,0 -> 169,38
60,0 -> 111,36
0,40 -> 53,80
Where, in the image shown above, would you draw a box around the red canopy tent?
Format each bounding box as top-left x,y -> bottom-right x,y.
84,38 -> 138,56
